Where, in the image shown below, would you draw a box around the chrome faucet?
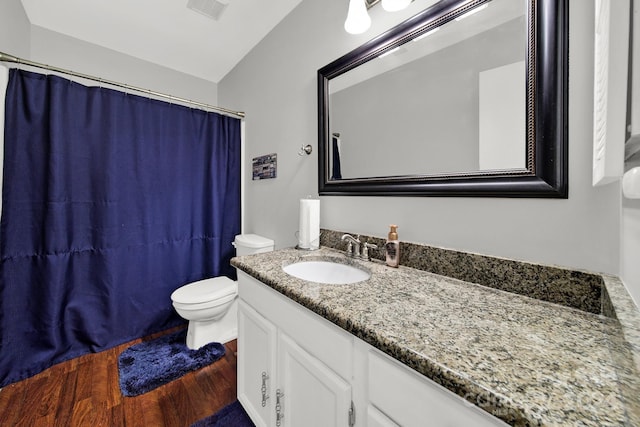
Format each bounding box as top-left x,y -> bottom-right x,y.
341,234 -> 361,257
341,234 -> 378,260
361,242 -> 378,261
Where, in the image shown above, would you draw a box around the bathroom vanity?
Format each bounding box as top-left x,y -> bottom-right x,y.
236,270 -> 505,427
231,237 -> 640,426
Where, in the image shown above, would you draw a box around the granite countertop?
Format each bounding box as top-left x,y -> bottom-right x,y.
231,246 -> 640,427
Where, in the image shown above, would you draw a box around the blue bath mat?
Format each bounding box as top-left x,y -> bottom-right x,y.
191,401 -> 255,427
118,329 -> 225,397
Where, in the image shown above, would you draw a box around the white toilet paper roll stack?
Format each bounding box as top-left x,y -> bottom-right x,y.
298,198 -> 320,249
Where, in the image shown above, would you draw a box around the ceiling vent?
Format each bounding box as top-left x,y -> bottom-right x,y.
187,0 -> 230,21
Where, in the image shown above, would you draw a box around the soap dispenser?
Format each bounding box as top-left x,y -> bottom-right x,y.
385,225 -> 400,268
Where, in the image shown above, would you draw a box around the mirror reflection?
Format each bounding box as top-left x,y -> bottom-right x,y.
328,0 -> 527,180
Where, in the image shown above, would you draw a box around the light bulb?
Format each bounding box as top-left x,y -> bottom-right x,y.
344,0 -> 371,34
381,0 -> 411,12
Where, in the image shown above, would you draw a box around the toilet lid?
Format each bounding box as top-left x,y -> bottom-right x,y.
234,234 -> 275,249
171,277 -> 237,304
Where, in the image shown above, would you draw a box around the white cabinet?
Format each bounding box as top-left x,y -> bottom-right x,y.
238,272 -> 354,427
367,405 -> 400,427
237,300 -> 277,427
364,341 -> 507,427
237,271 -> 507,427
278,333 -> 352,427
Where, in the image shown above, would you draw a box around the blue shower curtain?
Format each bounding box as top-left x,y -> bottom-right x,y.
0,69 -> 241,387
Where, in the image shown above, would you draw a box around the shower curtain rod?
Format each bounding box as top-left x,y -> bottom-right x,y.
0,51 -> 245,119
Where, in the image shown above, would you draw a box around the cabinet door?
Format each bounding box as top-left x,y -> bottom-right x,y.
278,333 -> 352,427
368,350 -> 508,427
368,405 -> 400,427
238,301 -> 278,427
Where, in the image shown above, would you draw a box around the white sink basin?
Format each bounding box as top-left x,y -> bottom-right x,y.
283,260 -> 370,285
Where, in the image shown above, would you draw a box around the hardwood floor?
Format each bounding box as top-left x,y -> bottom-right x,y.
0,327 -> 238,427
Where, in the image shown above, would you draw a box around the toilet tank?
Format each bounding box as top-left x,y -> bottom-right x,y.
234,234 -> 275,256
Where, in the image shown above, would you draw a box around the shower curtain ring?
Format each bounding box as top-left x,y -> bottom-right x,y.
298,145 -> 312,156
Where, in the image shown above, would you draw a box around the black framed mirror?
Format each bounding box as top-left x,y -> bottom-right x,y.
318,0 -> 567,197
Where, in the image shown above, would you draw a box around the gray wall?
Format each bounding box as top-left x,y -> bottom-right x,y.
0,0 -> 31,57
220,0 -> 624,281
29,26 -> 218,105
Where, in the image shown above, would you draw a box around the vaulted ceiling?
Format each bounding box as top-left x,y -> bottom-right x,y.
20,0 -> 303,83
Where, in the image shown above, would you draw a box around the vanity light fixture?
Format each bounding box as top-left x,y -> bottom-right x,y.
345,0 -> 372,34
344,0 -> 413,35
454,3 -> 488,21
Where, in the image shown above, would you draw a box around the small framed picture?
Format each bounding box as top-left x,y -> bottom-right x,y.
252,153 -> 277,180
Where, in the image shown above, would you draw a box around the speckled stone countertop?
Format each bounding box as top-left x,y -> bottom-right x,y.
231,245 -> 640,426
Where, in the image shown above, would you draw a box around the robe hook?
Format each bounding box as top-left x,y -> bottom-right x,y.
298,144 -> 313,156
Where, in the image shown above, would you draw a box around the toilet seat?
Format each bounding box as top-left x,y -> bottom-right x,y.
172,293 -> 236,311
171,276 -> 237,305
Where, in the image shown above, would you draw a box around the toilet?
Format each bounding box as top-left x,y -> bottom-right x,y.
171,234 -> 275,349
